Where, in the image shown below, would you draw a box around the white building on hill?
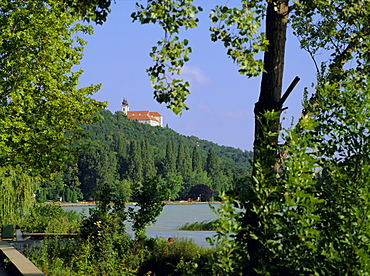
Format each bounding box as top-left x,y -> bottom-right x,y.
122,98 -> 163,127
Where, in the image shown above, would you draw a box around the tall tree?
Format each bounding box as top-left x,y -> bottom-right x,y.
141,140 -> 157,180
112,134 -> 127,158
62,161 -> 83,201
162,140 -> 177,176
0,1 -> 105,224
0,0 -> 105,176
78,141 -> 117,199
126,140 -> 143,183
112,134 -> 128,180
191,145 -> 203,174
176,144 -> 192,179
205,148 -> 222,191
128,176 -> 168,239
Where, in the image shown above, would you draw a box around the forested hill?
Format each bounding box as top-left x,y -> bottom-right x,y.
38,109 -> 252,203
84,109 -> 253,171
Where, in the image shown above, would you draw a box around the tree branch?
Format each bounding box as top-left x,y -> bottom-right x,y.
278,76 -> 300,108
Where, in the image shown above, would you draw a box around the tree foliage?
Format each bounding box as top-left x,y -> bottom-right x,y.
78,141 -> 117,200
63,0 -> 112,24
131,0 -> 203,114
38,110 -> 251,202
141,139 -> 157,180
126,140 -> 143,183
192,145 -> 203,174
188,184 -> 213,202
206,148 -> 222,191
176,143 -> 192,179
128,176 -> 168,239
22,203 -> 82,233
0,0 -> 105,176
164,172 -> 183,201
66,110 -> 251,201
127,0 -> 370,274
162,139 -> 177,176
0,166 -> 35,224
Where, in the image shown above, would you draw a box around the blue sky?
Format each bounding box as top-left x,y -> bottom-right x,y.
77,1 -> 318,151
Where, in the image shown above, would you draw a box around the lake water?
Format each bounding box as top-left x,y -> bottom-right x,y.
62,204 -> 219,247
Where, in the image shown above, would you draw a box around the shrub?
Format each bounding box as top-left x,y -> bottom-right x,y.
21,204 -> 82,233
138,237 -> 212,276
188,184 -> 213,202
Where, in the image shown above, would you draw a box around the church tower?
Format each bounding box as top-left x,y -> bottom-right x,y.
122,98 -> 129,115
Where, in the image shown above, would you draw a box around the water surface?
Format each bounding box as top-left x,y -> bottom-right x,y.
63,204 -> 219,246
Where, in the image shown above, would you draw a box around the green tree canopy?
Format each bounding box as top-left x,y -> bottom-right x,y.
176,143 -> 192,179
141,140 -> 157,180
0,0 -> 105,176
126,140 -> 143,183
78,141 -> 117,199
162,140 -> 177,176
192,145 -> 203,174
206,148 -> 222,191
0,166 -> 36,224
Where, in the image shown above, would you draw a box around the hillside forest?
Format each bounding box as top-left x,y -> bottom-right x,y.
38,109 -> 253,203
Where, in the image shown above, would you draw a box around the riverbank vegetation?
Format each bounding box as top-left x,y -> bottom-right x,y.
21,204 -> 83,234
24,236 -> 211,276
178,219 -> 220,231
22,183 -> 213,276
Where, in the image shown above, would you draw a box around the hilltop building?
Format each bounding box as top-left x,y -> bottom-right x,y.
122,98 -> 163,127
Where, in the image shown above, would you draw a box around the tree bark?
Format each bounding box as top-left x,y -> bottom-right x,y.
241,1 -> 289,271
253,1 -> 289,163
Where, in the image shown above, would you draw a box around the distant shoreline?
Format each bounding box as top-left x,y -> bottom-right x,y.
51,201 -> 220,207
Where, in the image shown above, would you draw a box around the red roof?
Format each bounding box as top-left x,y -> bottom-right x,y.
127,114 -> 159,123
127,111 -> 162,117
149,111 -> 161,116
127,111 -> 149,116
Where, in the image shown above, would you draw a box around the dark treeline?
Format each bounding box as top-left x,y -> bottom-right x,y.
38,109 -> 252,202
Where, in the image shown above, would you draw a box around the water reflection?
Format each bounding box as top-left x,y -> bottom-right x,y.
62,203 -> 219,247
